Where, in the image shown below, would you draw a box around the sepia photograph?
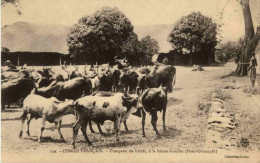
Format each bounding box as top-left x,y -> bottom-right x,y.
1,0 -> 260,162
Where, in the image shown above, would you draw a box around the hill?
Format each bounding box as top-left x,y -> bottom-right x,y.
2,22 -> 260,54
1,22 -> 70,54
1,22 -> 174,54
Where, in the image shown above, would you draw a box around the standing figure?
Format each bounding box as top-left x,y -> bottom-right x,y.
247,54 -> 257,87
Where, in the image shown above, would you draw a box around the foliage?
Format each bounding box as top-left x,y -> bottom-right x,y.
1,0 -> 19,6
215,38 -> 244,63
139,35 -> 159,56
67,7 -> 134,64
121,34 -> 160,65
168,12 -> 219,54
1,47 -> 10,53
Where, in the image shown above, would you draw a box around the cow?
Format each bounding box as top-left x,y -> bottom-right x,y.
49,66 -> 70,81
88,75 -> 100,93
34,77 -> 92,101
125,71 -> 139,94
72,92 -> 137,147
19,94 -> 75,142
87,91 -> 138,134
135,86 -> 168,138
137,65 -> 176,94
99,72 -> 113,92
1,77 -> 35,110
114,56 -> 129,69
1,70 -> 30,82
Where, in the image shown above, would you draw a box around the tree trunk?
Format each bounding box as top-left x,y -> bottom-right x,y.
235,0 -> 260,76
189,53 -> 193,65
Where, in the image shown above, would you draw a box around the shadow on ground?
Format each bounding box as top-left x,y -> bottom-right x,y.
24,136 -> 67,143
167,97 -> 183,107
1,117 -> 21,121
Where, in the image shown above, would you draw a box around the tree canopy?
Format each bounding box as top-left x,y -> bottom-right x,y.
215,38 -> 244,63
168,12 -> 218,54
139,35 -> 159,56
67,7 -> 135,64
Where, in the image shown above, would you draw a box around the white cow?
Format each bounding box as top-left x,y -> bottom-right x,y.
19,94 -> 74,142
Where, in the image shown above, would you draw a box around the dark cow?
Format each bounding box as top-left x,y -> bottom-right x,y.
1,77 -> 35,110
34,77 -> 92,101
137,65 -> 176,94
125,71 -> 139,94
136,86 -> 167,138
19,94 -> 75,142
99,72 -> 113,92
72,92 -> 137,147
114,56 -> 129,69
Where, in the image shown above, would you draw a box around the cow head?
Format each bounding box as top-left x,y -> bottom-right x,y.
114,56 -> 129,69
122,95 -> 138,112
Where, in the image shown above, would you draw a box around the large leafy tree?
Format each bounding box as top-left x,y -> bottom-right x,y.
168,12 -> 218,65
67,7 -> 134,64
233,0 -> 260,76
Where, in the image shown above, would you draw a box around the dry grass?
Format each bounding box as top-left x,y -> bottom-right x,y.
243,86 -> 260,95
211,89 -> 232,101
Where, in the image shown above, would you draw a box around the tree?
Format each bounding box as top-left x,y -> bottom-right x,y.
1,0 -> 19,6
1,0 -> 22,15
67,7 -> 134,64
233,0 -> 260,76
216,38 -> 244,63
121,33 -> 141,65
1,47 -> 10,53
168,12 -> 219,65
139,35 -> 160,65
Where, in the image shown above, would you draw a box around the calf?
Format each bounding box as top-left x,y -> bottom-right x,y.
136,86 -> 167,138
72,92 -> 137,147
19,94 -> 74,142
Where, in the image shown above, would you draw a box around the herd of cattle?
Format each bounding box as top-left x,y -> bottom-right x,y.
1,57 -> 176,147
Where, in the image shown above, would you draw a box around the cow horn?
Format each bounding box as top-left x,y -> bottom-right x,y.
35,77 -> 42,88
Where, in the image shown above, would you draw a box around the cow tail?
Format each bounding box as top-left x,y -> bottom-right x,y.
173,72 -> 176,86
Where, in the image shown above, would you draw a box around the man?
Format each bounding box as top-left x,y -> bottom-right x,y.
247,53 -> 257,87
5,60 -> 17,71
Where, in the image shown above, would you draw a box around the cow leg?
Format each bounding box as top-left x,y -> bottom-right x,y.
89,121 -> 95,133
81,121 -> 92,145
115,115 -> 121,141
123,120 -> 129,131
26,114 -> 33,136
38,116 -> 47,142
162,107 -> 166,131
55,120 -> 65,141
71,118 -> 81,148
97,123 -> 104,135
141,109 -> 146,137
19,111 -> 28,138
151,111 -> 161,138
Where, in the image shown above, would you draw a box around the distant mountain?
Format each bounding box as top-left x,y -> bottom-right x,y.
1,22 -> 71,54
2,22 -> 174,54
2,22 -> 259,54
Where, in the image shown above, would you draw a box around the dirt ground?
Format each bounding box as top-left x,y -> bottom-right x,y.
1,62 -> 260,161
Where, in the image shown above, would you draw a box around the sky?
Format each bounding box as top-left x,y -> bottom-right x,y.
1,0 -> 260,42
